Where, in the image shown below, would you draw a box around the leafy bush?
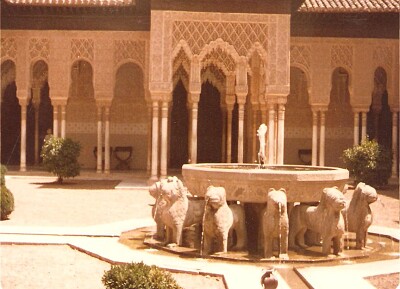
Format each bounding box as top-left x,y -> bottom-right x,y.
342,139 -> 392,186
102,262 -> 183,289
1,164 -> 14,220
41,136 -> 81,184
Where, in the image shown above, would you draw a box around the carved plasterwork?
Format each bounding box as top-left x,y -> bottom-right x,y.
201,46 -> 236,74
373,46 -> 393,69
29,38 -> 49,61
290,45 -> 311,72
173,48 -> 190,77
173,64 -> 189,91
331,44 -> 353,70
1,38 -> 17,60
71,38 -> 94,62
114,40 -> 146,69
172,21 -> 269,57
201,64 -> 226,94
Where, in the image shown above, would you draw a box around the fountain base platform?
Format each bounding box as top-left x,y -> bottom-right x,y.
120,226 -> 399,265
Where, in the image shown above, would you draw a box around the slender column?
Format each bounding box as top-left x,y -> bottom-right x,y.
61,105 -> 66,138
311,110 -> 318,166
53,105 -> 59,137
277,104 -> 285,164
32,88 -> 41,165
20,103 -> 27,172
221,106 -> 227,162
251,105 -> 258,162
160,101 -> 169,179
319,110 -> 326,166
392,111 -> 399,177
150,101 -> 160,181
190,102 -> 198,164
267,104 -> 276,165
147,105 -> 152,173
104,106 -> 111,174
353,111 -> 360,146
361,111 -> 367,141
96,106 -> 103,173
237,103 -> 245,163
226,104 -> 234,163
260,104 -> 267,125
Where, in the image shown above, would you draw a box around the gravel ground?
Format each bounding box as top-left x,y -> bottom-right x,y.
0,173 -> 398,289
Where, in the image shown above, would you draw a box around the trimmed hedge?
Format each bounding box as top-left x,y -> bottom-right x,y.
102,262 -> 183,289
1,165 -> 14,220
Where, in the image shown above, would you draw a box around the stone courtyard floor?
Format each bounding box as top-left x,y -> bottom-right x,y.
1,169 -> 399,289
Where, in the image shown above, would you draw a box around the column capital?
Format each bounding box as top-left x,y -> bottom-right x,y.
311,105 -> 328,112
95,98 -> 112,108
51,97 -> 68,107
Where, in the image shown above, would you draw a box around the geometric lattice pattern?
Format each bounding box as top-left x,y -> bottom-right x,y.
71,38 -> 94,61
331,44 -> 353,69
114,40 -> 146,68
290,45 -> 311,71
373,46 -> 392,69
173,48 -> 190,76
202,47 -> 236,73
29,38 -> 49,60
1,38 -> 17,59
172,21 -> 269,56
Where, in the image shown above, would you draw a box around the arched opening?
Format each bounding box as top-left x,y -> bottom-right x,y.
112,62 -> 147,170
285,67 -> 312,165
367,67 -> 392,149
67,60 -> 95,169
1,60 -> 20,166
326,67 -> 353,167
198,81 -> 223,163
31,60 -> 52,165
169,79 -> 189,169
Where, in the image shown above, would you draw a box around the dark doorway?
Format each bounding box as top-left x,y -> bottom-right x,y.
367,91 -> 392,149
1,81 -> 20,165
198,81 -> 222,163
39,82 -> 53,162
169,80 -> 189,169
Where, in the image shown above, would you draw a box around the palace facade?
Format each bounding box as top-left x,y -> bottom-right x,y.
1,0 -> 399,180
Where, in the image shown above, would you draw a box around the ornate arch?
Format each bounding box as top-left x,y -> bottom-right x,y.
31,60 -> 49,89
199,39 -> 239,76
201,64 -> 226,95
1,59 -> 16,95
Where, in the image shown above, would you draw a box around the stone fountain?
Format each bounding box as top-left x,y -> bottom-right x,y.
142,124 -> 396,265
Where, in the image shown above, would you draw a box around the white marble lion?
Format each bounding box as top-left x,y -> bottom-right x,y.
289,187 -> 346,255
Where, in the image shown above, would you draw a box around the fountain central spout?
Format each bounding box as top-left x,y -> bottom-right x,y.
257,124 -> 268,168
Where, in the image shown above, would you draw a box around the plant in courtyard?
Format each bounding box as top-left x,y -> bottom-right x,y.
1,165 -> 15,220
102,262 -> 183,289
41,136 -> 81,184
342,139 -> 392,187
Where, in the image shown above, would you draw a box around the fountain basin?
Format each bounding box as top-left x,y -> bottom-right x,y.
182,163 -> 349,203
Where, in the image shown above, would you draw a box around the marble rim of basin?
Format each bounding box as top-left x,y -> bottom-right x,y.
182,163 -> 350,203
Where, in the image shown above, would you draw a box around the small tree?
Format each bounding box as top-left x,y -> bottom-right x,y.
41,136 -> 81,184
342,139 -> 392,187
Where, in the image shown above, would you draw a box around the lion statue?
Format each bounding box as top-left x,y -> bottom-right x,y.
203,186 -> 234,255
342,182 -> 378,249
288,186 -> 346,255
149,178 -> 169,240
159,176 -> 204,247
261,188 -> 289,259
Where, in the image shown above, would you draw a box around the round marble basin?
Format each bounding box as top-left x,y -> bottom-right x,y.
182,163 -> 349,203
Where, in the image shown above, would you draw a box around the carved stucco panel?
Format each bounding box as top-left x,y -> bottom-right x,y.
114,40 -> 146,69
290,45 -> 311,72
1,38 -> 17,60
29,38 -> 49,61
331,44 -> 353,70
373,46 -> 393,69
71,38 -> 94,62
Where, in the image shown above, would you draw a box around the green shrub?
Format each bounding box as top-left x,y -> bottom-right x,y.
1,164 -> 6,186
102,262 -> 183,289
1,165 -> 14,220
41,136 -> 81,184
342,139 -> 392,186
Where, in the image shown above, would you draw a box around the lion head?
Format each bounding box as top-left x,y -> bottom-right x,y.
353,182 -> 378,204
321,187 -> 346,211
160,176 -> 188,204
205,186 -> 227,210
